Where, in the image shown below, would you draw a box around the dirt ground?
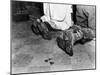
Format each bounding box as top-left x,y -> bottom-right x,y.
11,21 -> 95,74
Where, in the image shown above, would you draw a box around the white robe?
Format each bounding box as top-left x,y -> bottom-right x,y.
41,3 -> 73,30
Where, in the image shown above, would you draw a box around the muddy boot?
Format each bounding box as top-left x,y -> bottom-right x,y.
56,25 -> 95,56
31,18 -> 61,40
56,25 -> 83,56
56,30 -> 74,56
37,22 -> 53,40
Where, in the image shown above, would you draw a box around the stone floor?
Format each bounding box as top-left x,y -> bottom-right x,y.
11,21 -> 95,74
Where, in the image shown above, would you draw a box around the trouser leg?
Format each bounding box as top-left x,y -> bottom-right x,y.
76,5 -> 96,35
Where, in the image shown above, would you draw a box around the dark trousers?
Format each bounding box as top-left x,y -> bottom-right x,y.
75,5 -> 96,37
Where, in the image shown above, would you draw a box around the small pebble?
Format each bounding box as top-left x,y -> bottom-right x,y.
44,59 -> 48,62
44,58 -> 53,62
50,62 -> 54,65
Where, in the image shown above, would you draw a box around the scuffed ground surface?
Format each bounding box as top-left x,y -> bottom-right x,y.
11,21 -> 95,74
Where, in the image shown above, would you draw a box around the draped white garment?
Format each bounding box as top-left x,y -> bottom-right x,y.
41,3 -> 73,30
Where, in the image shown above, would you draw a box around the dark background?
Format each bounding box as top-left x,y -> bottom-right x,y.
11,1 -> 44,22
